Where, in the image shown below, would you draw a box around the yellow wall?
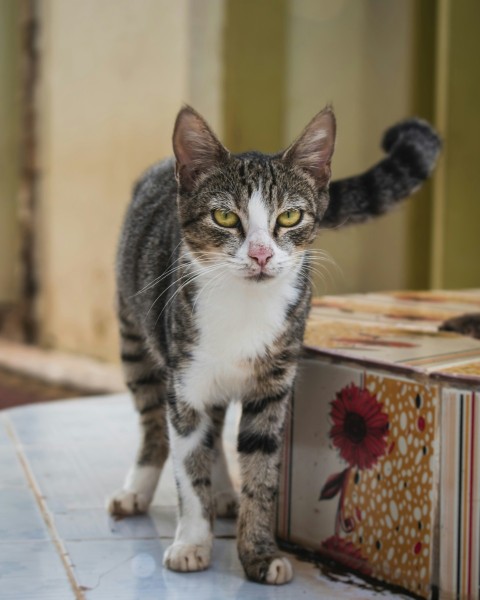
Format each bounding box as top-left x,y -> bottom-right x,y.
431,0 -> 480,289
285,0 -> 416,294
4,1 -> 459,361
189,0 -> 225,135
36,0 -> 224,361
224,0 -> 287,153
34,0 -> 226,361
222,0 -> 421,295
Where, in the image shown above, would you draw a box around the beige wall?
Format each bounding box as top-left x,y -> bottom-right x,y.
29,0 -> 423,361
286,0 -> 415,294
37,0 -> 224,361
188,0 -> 225,135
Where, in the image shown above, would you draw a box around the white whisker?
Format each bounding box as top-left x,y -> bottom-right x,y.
144,263 -> 222,321
154,263 -> 226,326
191,269 -> 226,315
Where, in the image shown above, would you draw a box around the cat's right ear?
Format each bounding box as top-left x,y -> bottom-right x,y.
172,106 -> 229,192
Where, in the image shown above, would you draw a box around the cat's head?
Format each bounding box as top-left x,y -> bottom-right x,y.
172,105 -> 336,282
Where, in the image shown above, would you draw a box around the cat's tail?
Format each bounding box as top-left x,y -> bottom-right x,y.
323,118 -> 441,229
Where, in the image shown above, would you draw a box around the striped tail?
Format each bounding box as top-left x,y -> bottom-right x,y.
323,118 -> 441,229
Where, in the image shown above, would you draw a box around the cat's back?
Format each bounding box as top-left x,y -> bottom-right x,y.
117,157 -> 180,305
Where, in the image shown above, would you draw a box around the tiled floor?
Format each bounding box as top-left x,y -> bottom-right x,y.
0,395 -> 408,599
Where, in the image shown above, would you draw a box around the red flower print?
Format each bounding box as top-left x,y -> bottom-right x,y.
329,383 -> 389,470
320,535 -> 372,576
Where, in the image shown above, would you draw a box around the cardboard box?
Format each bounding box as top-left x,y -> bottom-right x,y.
277,291 -> 480,599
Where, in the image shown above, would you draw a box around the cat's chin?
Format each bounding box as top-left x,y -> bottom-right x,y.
243,272 -> 277,283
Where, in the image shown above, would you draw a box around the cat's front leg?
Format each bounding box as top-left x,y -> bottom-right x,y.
163,393 -> 216,572
237,384 -> 293,585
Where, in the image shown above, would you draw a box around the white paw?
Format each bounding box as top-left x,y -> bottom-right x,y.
266,557 -> 293,585
107,489 -> 151,517
214,489 -> 238,518
163,542 -> 211,572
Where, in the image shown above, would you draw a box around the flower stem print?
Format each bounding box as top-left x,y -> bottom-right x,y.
319,383 -> 389,570
319,466 -> 354,535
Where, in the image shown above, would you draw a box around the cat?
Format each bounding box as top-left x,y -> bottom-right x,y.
440,313 -> 480,339
107,105 -> 440,584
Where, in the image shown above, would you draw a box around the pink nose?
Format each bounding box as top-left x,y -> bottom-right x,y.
248,243 -> 273,268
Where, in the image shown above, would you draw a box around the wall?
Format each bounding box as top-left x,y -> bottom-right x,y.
0,0 -> 20,304
224,0 -> 287,153
188,0 -> 225,134
431,0 -> 480,289
3,1 -> 451,361
36,0 -> 224,361
285,0 -> 416,294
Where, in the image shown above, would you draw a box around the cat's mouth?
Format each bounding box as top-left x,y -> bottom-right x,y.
244,271 -> 276,283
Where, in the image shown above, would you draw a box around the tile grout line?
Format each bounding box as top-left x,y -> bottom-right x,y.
3,414 -> 85,600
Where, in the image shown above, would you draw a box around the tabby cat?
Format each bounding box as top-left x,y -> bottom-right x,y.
440,313 -> 480,339
108,106 -> 440,584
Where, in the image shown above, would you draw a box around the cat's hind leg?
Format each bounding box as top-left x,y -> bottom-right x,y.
107,312 -> 169,517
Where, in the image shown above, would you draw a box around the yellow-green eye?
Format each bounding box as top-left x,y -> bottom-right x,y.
213,209 -> 239,228
277,209 -> 302,227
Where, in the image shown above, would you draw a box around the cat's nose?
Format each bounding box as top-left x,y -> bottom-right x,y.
248,243 -> 273,268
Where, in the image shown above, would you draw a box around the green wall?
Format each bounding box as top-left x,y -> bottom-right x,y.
0,0 -> 21,303
223,0 -> 287,153
440,0 -> 480,288
405,0 -> 437,289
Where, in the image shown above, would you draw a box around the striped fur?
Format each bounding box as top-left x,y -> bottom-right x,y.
324,118 -> 441,228
440,314 -> 480,339
108,106 -> 440,583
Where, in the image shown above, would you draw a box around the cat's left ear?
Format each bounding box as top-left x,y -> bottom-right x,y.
282,106 -> 336,188
173,105 -> 229,192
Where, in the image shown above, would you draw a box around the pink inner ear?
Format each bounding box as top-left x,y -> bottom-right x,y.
284,108 -> 336,186
172,107 -> 228,188
296,128 -> 333,169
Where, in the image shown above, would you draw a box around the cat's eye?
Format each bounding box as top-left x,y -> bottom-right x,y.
277,209 -> 302,227
212,209 -> 239,228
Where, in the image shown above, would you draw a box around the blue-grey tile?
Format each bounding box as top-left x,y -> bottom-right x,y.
0,442 -> 28,489
7,395 -> 136,447
6,396 -> 152,513
64,539 -> 242,600
66,538 -> 403,600
0,416 -> 13,445
53,506 -> 176,541
214,517 -> 236,538
17,442 -> 133,511
0,488 -> 49,540
0,541 -> 75,600
52,505 -> 234,542
4,396 -> 406,598
66,538 -> 169,599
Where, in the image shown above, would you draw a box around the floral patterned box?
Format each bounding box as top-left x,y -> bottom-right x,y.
277,291 -> 480,599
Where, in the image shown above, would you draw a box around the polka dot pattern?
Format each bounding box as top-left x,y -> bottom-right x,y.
341,375 -> 439,597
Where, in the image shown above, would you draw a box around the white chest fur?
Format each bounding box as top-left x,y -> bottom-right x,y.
179,271 -> 300,408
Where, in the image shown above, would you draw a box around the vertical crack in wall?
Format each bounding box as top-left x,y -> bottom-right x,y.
18,0 -> 39,343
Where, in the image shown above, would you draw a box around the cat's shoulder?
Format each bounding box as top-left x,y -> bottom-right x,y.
131,157 -> 177,207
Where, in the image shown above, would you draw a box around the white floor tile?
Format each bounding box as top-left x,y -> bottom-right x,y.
0,541 -> 75,600
0,488 -> 49,541
1,395 -> 408,599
